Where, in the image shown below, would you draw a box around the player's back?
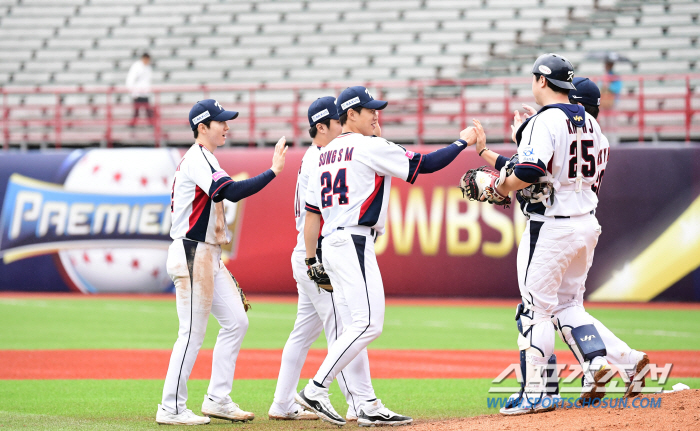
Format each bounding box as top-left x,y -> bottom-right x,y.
306,132 -> 421,238
519,106 -> 609,217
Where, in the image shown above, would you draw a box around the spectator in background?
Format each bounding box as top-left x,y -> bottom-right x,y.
599,54 -> 622,109
126,53 -> 153,126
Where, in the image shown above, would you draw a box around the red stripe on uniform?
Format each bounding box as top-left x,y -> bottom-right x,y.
359,173 -> 383,221
189,186 -> 208,231
305,204 -> 321,214
211,179 -> 233,199
518,163 -> 546,175
409,153 -> 423,183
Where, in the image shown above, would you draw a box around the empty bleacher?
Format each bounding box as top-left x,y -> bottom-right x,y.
0,0 -> 698,146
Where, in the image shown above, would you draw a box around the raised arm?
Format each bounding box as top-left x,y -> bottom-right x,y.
215,136 -> 287,203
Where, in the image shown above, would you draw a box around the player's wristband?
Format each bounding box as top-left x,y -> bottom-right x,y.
479,147 -> 490,157
305,257 -> 317,266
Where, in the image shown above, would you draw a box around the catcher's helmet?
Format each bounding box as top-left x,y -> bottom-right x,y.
531,53 -> 576,90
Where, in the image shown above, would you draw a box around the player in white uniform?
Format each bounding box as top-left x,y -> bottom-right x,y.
270,96 -> 408,422
294,86 -> 483,426
156,99 -> 287,425
566,77 -> 649,398
471,55 -> 646,415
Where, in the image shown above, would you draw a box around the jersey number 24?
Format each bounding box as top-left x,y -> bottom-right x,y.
321,168 -> 349,208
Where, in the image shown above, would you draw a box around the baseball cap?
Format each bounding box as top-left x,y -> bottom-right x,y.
189,99 -> 239,131
569,77 -> 601,106
336,86 -> 388,116
531,53 -> 576,90
308,96 -> 340,127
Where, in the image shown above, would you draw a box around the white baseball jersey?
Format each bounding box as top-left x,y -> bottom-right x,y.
293,145 -> 322,253
170,143 -> 233,245
516,106 -> 610,217
305,132 -> 422,238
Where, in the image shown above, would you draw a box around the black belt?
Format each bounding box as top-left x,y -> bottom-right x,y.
554,210 -> 595,219
337,226 -> 377,238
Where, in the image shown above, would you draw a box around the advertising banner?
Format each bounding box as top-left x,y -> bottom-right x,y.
0,145 -> 698,301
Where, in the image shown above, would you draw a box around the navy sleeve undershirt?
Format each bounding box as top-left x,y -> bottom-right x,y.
214,169 -> 276,203
494,155 -> 509,171
418,140 -> 468,174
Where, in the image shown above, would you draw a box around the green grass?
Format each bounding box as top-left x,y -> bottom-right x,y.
1,297 -> 699,430
1,298 -> 699,350
1,378 -> 698,430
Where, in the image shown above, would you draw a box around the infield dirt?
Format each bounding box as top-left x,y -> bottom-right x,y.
411,390 -> 700,431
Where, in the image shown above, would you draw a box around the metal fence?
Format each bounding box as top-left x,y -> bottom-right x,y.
2,73 -> 699,148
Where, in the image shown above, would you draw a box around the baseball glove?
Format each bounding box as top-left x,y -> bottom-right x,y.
229,270 -> 251,312
459,166 -> 511,207
305,257 -> 332,293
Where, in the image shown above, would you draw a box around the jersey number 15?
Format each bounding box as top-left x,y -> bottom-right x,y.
321,169 -> 349,208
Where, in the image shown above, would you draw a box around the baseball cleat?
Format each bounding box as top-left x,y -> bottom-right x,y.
201,395 -> 254,422
294,380 -> 346,426
346,411 -> 358,422
156,404 -> 211,425
268,403 -> 319,420
579,357 -> 612,404
499,392 -> 557,416
357,399 -> 412,427
624,351 -> 649,399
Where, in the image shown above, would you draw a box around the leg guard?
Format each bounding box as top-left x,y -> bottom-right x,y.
546,354 -> 559,396
571,324 -> 607,361
514,303 -> 556,401
554,312 -> 611,399
553,307 -> 607,365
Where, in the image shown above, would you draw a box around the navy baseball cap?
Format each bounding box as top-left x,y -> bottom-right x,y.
569,77 -> 601,106
189,99 -> 239,131
308,96 -> 340,127
336,86 -> 388,116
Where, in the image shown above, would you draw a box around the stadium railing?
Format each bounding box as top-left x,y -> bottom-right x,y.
1,73 -> 698,149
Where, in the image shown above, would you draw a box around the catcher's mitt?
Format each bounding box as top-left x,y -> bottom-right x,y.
459,166 -> 511,207
229,271 -> 251,312
305,257 -> 332,293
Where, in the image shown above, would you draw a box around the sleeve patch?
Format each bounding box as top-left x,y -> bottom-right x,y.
212,170 -> 229,181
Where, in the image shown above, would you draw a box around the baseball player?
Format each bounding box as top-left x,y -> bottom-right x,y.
462,54 -> 644,415
567,77 -> 649,397
156,99 -> 287,425
269,96 -> 408,423
294,86 -> 483,426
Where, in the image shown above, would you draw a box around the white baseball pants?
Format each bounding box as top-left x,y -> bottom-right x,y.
517,214 -> 601,361
312,229 -> 385,389
271,251 -> 376,415
518,213 -> 633,366
161,239 -> 249,414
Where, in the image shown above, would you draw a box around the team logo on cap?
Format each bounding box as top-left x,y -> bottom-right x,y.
311,109 -> 330,123
214,100 -> 223,111
538,65 -> 552,75
568,71 -> 574,81
192,111 -> 211,125
341,97 -> 360,110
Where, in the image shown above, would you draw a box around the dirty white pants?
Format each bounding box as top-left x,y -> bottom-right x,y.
161,239 -> 249,414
